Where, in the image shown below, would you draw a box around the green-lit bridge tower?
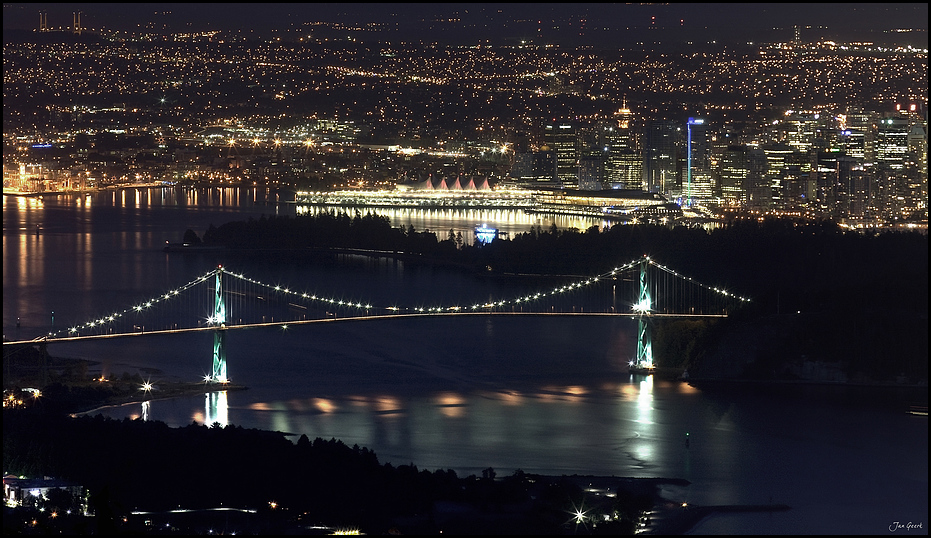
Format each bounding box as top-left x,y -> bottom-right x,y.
634,256 -> 654,369
210,267 -> 228,382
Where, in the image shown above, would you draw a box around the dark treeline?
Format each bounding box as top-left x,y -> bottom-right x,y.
187,212 -> 928,381
192,212 -> 927,301
3,409 -> 648,534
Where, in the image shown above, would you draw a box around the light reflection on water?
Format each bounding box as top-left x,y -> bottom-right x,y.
5,188 -> 927,535
205,391 -> 228,427
130,370 -> 675,480
295,204 -> 610,246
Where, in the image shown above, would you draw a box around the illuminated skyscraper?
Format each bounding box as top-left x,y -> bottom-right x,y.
686,118 -> 711,205
644,120 -> 678,196
545,121 -> 578,187
842,107 -> 879,162
876,115 -> 914,219
720,145 -> 763,207
603,103 -> 642,189
762,143 -> 795,210
783,111 -> 826,155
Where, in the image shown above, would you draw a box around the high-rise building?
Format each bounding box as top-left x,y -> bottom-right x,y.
907,121 -> 928,211
784,111 -> 822,155
744,147 -> 769,209
578,153 -> 605,191
876,117 -> 909,170
845,166 -> 877,221
508,132 -> 534,183
719,145 -> 758,206
602,104 -> 643,190
875,115 -> 911,219
822,154 -> 868,220
509,151 -> 534,181
644,120 -> 679,196
841,107 -> 879,163
544,121 -> 577,187
685,118 -> 711,204
532,147 -> 557,184
761,143 -> 795,210
897,104 -> 927,218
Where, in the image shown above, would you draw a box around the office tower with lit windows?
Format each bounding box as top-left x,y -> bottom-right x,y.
907,122 -> 928,213
901,105 -> 929,217
876,115 -> 910,219
821,154 -> 867,220
761,143 -> 795,210
544,121 -> 578,187
720,145 -> 764,207
644,120 -> 679,197
685,118 -> 713,204
602,105 -> 642,190
784,112 -> 820,154
842,107 -> 879,162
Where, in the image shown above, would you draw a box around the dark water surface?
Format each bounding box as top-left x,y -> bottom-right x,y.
3,188 -> 927,534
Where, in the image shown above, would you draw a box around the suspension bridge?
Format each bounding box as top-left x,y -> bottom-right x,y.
3,256 -> 750,382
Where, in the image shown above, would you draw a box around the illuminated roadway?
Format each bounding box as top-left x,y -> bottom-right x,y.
3,311 -> 728,346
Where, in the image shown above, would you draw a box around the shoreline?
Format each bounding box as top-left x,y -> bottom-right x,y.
70,381 -> 248,417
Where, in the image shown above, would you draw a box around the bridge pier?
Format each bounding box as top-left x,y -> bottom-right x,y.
210,268 -> 228,383
635,256 -> 654,370
636,315 -> 653,369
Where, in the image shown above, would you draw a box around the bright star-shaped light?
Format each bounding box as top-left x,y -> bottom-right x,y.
632,299 -> 651,313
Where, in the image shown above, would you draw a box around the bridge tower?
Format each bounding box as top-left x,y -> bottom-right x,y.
211,267 -> 228,382
635,256 -> 654,369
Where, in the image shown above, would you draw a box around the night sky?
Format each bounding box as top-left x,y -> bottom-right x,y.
3,3 -> 928,46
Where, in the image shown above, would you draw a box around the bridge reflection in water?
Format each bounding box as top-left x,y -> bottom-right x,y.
206,391 -> 228,427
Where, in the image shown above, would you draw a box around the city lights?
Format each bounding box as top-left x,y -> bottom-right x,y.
2,5 -> 925,536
